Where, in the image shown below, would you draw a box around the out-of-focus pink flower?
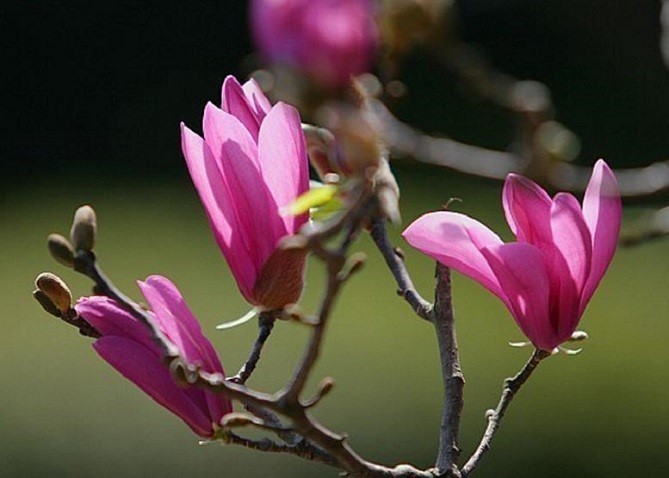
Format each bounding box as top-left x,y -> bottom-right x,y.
250,0 -> 378,87
180,76 -> 310,310
403,160 -> 621,351
76,275 -> 232,437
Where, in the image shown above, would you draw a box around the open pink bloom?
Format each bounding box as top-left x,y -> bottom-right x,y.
403,160 -> 621,351
181,76 -> 310,309
76,275 -> 232,437
250,0 -> 378,87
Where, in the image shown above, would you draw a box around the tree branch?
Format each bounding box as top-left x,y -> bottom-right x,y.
432,264 -> 465,477
461,348 -> 551,477
64,193 -> 438,478
229,312 -> 276,385
368,218 -> 433,321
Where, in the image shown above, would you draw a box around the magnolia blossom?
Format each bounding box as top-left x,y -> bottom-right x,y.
250,0 -> 378,87
76,275 -> 232,437
181,76 -> 310,309
403,160 -> 621,351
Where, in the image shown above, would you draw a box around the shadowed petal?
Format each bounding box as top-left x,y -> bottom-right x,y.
221,75 -> 262,141
76,296 -> 155,350
257,102 -> 310,234
402,211 -> 505,299
180,123 -> 256,300
481,243 -> 556,351
580,159 -> 622,312
94,336 -> 214,437
503,174 -> 553,246
551,193 -> 592,293
242,78 -> 271,120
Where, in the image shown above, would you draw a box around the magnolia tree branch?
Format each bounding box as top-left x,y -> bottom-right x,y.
368,218 -> 432,321
369,220 -> 464,476
230,312 -> 276,385
64,191 -> 438,478
460,348 -> 551,477
432,264 -> 465,477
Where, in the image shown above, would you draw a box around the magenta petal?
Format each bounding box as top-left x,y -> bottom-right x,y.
203,103 -> 278,272
550,193 -> 592,294
580,159 -> 622,312
402,211 -> 506,299
481,243 -> 556,351
221,75 -> 262,141
503,174 -> 553,246
257,102 -> 310,234
94,336 -> 214,437
241,78 -> 271,120
180,123 -> 256,300
137,276 -> 225,375
76,296 -> 155,351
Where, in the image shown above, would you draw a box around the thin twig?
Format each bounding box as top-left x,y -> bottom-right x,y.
461,348 -> 551,477
229,312 -> 275,384
432,264 -> 465,477
368,218 -> 433,321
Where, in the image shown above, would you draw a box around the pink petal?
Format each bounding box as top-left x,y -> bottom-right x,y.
202,103 -> 278,274
138,276 -> 232,421
580,159 -> 622,313
257,102 -> 310,234
402,211 -> 505,300
550,193 -> 592,294
137,276 -> 225,375
503,174 -> 553,246
76,296 -> 155,351
241,78 -> 271,120
221,75 -> 262,141
180,123 -> 256,300
481,243 -> 557,351
94,336 -> 214,437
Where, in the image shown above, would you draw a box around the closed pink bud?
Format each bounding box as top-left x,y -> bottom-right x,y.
250,0 -> 379,87
403,160 -> 621,351
181,76 -> 310,309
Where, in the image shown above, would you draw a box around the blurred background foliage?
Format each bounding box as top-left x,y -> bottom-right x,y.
2,1 -> 668,477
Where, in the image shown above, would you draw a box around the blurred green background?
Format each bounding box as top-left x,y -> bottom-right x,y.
3,1 -> 669,477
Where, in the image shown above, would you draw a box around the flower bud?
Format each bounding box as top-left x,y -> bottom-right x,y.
250,0 -> 379,88
70,205 -> 97,251
47,233 -> 75,268
32,289 -> 62,317
35,272 -> 72,314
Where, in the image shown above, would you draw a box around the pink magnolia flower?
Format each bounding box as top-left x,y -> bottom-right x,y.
403,160 -> 621,351
250,0 -> 378,87
76,275 -> 232,437
181,76 -> 310,310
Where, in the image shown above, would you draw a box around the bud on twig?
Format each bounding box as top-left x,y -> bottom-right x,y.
70,205 -> 97,251
47,234 -> 75,268
32,289 -> 62,317
34,272 -> 72,314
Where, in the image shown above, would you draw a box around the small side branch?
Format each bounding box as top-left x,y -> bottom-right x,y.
229,312 -> 276,385
369,218 -> 432,321
461,348 -> 551,477
432,264 -> 465,477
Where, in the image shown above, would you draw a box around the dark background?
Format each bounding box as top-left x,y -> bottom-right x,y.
3,1 -> 668,189
2,2 -> 669,478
